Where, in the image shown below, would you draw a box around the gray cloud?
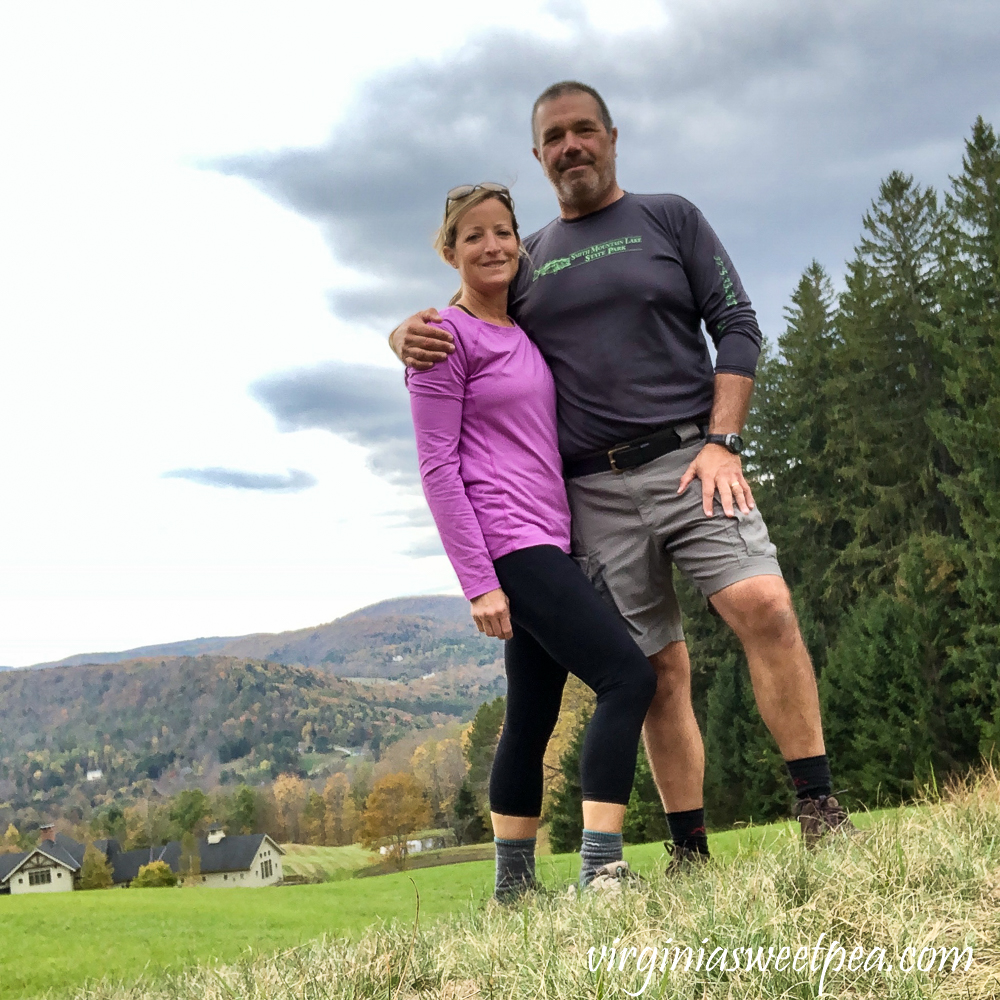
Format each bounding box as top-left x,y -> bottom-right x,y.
224,0 -> 1000,485
219,0 -> 1000,335
250,361 -> 418,487
403,535 -> 446,559
163,467 -> 318,492
386,506 -> 445,557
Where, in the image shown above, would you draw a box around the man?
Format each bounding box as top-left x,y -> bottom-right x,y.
391,81 -> 854,858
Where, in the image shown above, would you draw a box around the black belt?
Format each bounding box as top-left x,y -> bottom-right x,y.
564,423 -> 707,479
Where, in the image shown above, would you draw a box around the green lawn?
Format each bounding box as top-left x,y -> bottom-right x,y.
0,806 -> 900,999
278,842 -> 378,881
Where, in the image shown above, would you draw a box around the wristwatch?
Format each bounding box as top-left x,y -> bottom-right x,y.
705,433 -> 744,454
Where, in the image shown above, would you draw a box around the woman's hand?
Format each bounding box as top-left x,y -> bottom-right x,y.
470,588 -> 513,640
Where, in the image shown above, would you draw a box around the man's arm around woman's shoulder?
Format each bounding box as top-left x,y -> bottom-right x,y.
389,308 -> 455,370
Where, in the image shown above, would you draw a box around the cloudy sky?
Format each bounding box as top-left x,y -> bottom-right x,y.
1,0 -> 998,667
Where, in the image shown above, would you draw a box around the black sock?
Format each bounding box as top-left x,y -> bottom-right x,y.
667,808 -> 709,855
786,754 -> 832,800
494,837 -> 535,900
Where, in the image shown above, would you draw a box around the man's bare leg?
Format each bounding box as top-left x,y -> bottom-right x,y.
643,640 -> 705,813
708,575 -> 825,760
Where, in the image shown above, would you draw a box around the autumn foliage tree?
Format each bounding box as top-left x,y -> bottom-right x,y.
322,773 -> 358,846
79,842 -> 114,889
272,773 -> 308,842
358,772 -> 431,869
1,823 -> 22,853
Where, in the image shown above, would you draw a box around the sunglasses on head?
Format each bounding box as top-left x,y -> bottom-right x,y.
445,182 -> 512,211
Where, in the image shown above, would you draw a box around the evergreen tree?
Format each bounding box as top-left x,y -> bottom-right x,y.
820,532 -> 973,808
825,171 -> 948,600
79,842 -> 114,889
703,653 -> 788,827
452,780 -> 487,845
746,263 -> 843,667
547,712 -> 587,854
926,117 -> 1000,756
463,696 -> 505,822
621,744 -> 669,845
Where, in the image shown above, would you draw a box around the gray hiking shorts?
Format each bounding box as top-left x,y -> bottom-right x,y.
565,427 -> 783,656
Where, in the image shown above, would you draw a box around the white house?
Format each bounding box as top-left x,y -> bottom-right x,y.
109,827 -> 285,887
0,834 -> 79,894
0,825 -> 284,893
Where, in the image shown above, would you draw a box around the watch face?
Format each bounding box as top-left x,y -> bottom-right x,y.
728,435 -> 744,454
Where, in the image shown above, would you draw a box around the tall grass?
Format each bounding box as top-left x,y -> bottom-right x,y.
77,770 -> 1000,999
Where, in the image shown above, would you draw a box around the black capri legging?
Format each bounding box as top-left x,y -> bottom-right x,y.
488,544 -> 657,817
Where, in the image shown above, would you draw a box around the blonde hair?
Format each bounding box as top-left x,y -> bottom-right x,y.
432,188 -> 523,305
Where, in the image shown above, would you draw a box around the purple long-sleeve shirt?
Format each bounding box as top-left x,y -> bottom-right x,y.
406,306 -> 571,600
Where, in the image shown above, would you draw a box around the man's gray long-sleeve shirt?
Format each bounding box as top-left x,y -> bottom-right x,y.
507,192 -> 762,461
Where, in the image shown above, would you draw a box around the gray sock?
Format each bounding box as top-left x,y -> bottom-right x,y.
579,829 -> 624,887
494,837 -> 536,900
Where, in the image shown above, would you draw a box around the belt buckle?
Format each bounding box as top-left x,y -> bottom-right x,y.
607,444 -> 627,474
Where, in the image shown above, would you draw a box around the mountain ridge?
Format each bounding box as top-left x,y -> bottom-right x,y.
31,595 -> 474,672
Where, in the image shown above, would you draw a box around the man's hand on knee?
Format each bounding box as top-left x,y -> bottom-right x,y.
678,443 -> 755,517
388,308 -> 453,370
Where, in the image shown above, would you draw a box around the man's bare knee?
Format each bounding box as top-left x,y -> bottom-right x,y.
713,577 -> 800,646
647,641 -> 691,701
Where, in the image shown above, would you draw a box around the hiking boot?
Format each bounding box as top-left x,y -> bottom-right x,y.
588,860 -> 643,894
664,842 -> 710,876
794,794 -> 859,849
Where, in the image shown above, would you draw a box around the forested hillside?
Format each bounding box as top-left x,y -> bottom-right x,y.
0,653 -> 503,834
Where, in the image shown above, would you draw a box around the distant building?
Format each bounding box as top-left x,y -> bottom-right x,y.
378,833 -> 449,856
85,769 -> 103,781
0,824 -> 284,894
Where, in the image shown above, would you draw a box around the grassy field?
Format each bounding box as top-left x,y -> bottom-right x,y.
278,843 -> 378,881
0,805 -> 935,999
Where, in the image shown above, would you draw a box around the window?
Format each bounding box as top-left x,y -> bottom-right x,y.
260,859 -> 272,879
28,869 -> 52,886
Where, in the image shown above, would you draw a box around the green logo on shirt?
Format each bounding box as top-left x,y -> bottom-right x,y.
714,255 -> 739,308
532,236 -> 643,282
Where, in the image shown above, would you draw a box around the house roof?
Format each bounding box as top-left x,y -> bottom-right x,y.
111,833 -> 282,882
0,852 -> 27,882
1,844 -> 80,881
110,844 -> 174,884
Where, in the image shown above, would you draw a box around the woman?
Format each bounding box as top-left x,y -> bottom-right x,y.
406,183 -> 656,899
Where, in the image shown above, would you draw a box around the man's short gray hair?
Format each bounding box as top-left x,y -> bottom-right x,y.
531,81 -> 614,145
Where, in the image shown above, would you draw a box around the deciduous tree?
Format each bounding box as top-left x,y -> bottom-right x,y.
358,773 -> 431,869
272,773 -> 308,842
79,843 -> 114,889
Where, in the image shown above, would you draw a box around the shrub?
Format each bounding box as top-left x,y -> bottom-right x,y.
132,860 -> 177,888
